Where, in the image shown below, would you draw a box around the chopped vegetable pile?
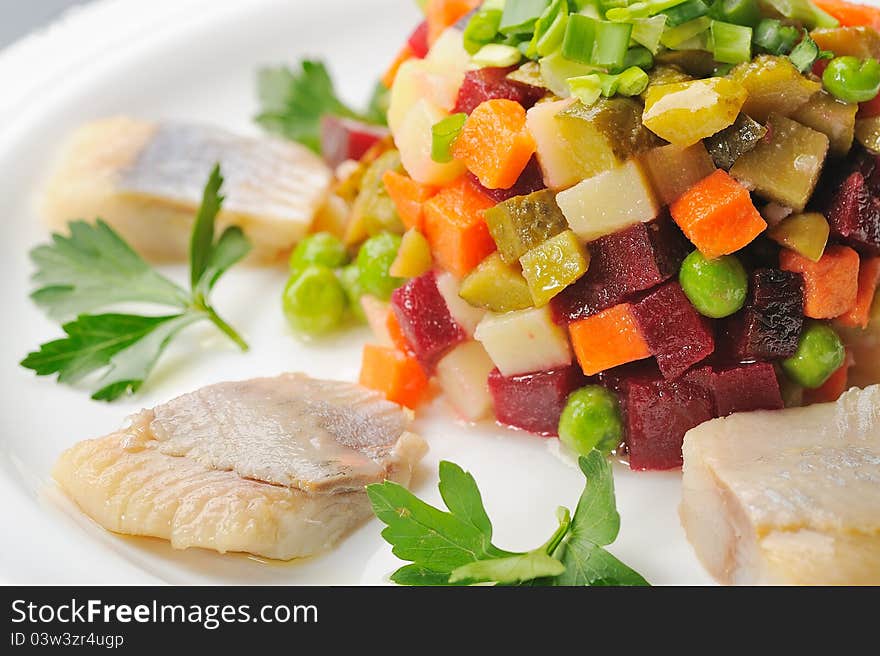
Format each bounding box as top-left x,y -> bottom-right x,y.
262,0 -> 880,473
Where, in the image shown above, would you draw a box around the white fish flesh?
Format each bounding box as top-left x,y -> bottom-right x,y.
53,374 -> 427,560
680,385 -> 880,585
42,117 -> 332,263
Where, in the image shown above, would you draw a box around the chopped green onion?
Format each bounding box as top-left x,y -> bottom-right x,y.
431,113 -> 467,164
752,18 -> 799,55
675,31 -> 712,50
714,62 -> 735,75
761,0 -> 839,30
577,0 -> 603,19
631,15 -> 668,54
562,14 -> 598,64
507,60 -> 547,87
606,0 -> 690,22
568,74 -> 603,105
529,0 -> 569,58
473,43 -> 523,67
615,66 -> 651,95
663,0 -> 710,27
711,20 -> 752,64
622,46 -> 654,70
464,8 -> 504,55
500,0 -> 551,35
789,29 -> 833,73
660,16 -> 712,49
708,0 -> 760,27
592,20 -> 633,69
541,50 -> 599,96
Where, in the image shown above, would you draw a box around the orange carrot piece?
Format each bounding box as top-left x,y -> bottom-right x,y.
386,309 -> 414,355
837,256 -> 880,328
451,99 -> 537,190
426,0 -> 481,46
569,304 -> 652,376
803,349 -> 855,405
423,176 -> 497,277
382,170 -> 437,231
670,170 -> 767,259
360,344 -> 429,409
382,44 -> 415,89
781,245 -> 861,319
813,0 -> 880,29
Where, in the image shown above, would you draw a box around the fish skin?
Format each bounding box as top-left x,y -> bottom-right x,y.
42,117 -> 332,263
53,375 -> 427,560
680,385 -> 880,585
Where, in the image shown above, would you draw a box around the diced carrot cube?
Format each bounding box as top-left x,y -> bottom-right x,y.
382,170 -> 437,231
423,177 -> 497,277
451,99 -> 537,190
837,257 -> 880,328
670,169 -> 767,259
386,309 -> 414,355
359,344 -> 429,409
813,0 -> 880,29
426,0 -> 481,46
382,44 -> 415,89
569,304 -> 652,376
781,245 -> 861,319
803,349 -> 855,405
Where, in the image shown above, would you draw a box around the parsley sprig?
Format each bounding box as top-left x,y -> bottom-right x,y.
367,451 -> 649,586
21,165 -> 250,402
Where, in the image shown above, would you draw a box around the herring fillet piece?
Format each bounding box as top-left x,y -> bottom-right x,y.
680,385 -> 880,585
53,375 -> 427,560
42,117 -> 332,263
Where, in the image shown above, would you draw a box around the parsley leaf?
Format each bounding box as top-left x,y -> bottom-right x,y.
368,452 -> 650,587
22,165 -> 250,401
255,60 -> 386,153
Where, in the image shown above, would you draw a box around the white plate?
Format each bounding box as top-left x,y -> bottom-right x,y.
0,0 -> 714,585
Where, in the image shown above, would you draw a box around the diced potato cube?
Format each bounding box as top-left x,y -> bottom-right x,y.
474,306 -> 572,377
855,116 -> 880,153
390,228 -> 433,279
729,56 -> 821,123
642,77 -> 747,146
484,189 -> 568,264
730,114 -> 829,212
556,160 -> 659,242
520,230 -> 590,307
640,64 -> 694,101
436,271 -> 486,337
459,253 -> 534,313
395,99 -> 466,186
640,142 -> 717,205
790,91 -> 857,158
436,341 -> 496,422
388,59 -> 462,133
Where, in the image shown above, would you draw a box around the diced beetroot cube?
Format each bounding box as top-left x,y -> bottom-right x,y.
725,269 -> 804,361
391,272 -> 466,373
551,217 -> 689,324
825,169 -> 880,256
468,155 -> 546,203
408,21 -> 430,58
488,365 -> 586,436
453,66 -> 546,115
320,116 -> 389,168
631,282 -> 715,379
710,362 -> 783,416
617,365 -> 715,471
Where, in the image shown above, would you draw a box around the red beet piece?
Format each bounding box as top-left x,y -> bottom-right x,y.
391,272 -> 466,374
725,269 -> 804,361
617,365 -> 715,471
825,168 -> 880,256
453,66 -> 546,115
488,366 -> 586,436
320,116 -> 389,168
468,155 -> 546,202
408,21 -> 430,58
711,362 -> 784,416
551,217 -> 689,324
631,282 -> 715,379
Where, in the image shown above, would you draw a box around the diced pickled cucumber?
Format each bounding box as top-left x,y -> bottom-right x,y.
790,91 -> 857,157
640,142 -> 717,205
389,228 -> 433,278
642,77 -> 747,146
519,230 -> 590,307
730,114 -> 829,212
350,150 -> 404,237
729,56 -> 821,122
485,189 -> 569,264
556,97 -> 662,162
459,253 -> 535,312
855,116 -> 880,153
655,50 -> 717,77
640,64 -> 694,101
704,113 -> 768,170
767,212 -> 830,262
811,27 -> 880,60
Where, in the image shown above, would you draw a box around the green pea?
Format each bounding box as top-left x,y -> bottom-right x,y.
822,56 -> 880,104
782,322 -> 845,389
356,232 -> 405,301
281,265 -> 347,335
289,232 -> 349,274
339,264 -> 366,323
679,250 -> 748,319
558,386 -> 624,457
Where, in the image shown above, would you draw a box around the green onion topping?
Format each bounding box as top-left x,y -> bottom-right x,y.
431,113 -> 467,164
